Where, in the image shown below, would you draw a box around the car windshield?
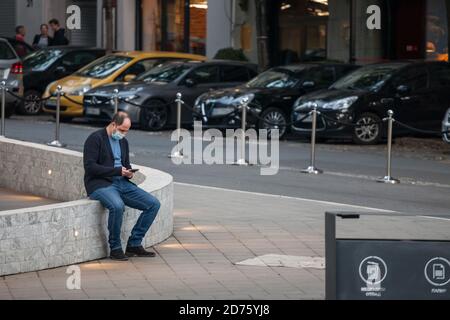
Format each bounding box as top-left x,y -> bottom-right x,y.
330,64 -> 404,92
76,55 -> 132,79
136,63 -> 191,83
246,68 -> 300,89
23,49 -> 64,71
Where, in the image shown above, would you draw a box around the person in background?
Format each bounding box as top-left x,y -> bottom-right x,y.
15,25 -> 26,42
48,19 -> 69,46
14,25 -> 28,57
33,24 -> 53,49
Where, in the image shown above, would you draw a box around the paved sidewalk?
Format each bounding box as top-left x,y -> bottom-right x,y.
1,183 -> 447,300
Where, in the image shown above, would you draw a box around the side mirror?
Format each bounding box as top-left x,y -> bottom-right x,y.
302,80 -> 316,89
185,78 -> 196,88
396,85 -> 411,95
124,74 -> 136,82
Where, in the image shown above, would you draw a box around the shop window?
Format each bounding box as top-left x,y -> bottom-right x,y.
278,0 -> 329,65
185,65 -> 219,84
426,0 -> 449,61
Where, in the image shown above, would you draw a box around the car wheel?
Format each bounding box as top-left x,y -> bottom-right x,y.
258,107 -> 288,138
19,90 -> 43,115
353,112 -> 382,145
139,100 -> 169,131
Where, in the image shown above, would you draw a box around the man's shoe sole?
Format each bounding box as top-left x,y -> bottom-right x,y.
125,252 -> 156,258
110,256 -> 129,261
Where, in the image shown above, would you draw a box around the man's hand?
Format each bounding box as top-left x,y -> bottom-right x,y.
121,167 -> 133,179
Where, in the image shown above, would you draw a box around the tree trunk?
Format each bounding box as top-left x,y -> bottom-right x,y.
255,0 -> 270,70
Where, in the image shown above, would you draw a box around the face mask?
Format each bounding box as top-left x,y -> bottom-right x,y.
111,130 -> 125,141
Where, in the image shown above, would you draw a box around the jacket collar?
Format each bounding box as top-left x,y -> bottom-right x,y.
102,128 -> 126,161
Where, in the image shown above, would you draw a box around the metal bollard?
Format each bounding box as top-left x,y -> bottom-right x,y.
113,88 -> 119,114
302,105 -> 323,174
169,92 -> 185,159
47,85 -> 66,148
234,96 -> 249,166
0,81 -> 6,137
377,110 -> 399,184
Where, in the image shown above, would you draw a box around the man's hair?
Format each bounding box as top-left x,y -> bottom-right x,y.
40,23 -> 48,29
48,19 -> 59,26
111,112 -> 130,126
15,25 -> 24,34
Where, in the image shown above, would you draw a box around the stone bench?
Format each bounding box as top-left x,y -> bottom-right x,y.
0,137 -> 173,276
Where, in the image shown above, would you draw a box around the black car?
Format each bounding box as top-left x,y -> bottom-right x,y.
20,46 -> 106,114
443,108 -> 450,143
2,37 -> 35,58
292,61 -> 450,144
83,60 -> 258,130
193,63 -> 359,137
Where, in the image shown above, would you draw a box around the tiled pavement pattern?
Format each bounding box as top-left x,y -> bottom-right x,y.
2,183 -> 446,300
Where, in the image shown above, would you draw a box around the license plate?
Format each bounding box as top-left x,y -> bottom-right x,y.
86,107 -> 101,116
46,99 -> 57,107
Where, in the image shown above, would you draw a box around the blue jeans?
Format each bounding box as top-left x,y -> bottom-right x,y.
90,176 -> 161,251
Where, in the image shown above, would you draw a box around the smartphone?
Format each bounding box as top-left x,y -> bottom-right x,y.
129,169 -> 139,173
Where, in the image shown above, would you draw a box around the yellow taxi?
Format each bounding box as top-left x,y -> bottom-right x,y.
42,51 -> 206,119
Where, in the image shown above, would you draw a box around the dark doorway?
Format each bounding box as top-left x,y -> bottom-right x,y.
391,0 -> 426,59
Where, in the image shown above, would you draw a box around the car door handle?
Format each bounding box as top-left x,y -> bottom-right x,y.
380,98 -> 394,104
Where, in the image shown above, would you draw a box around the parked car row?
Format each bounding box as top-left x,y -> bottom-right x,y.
83,60 -> 257,130
3,39 -> 450,145
42,51 -> 207,122
196,60 -> 450,144
194,63 -> 358,137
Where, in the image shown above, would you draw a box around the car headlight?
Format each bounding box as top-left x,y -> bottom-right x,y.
121,94 -> 140,101
211,106 -> 236,117
322,96 -> 358,110
69,85 -> 92,96
294,101 -> 319,112
236,93 -> 255,106
195,94 -> 206,107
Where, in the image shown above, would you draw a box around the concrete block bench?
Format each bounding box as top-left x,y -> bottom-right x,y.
0,137 -> 173,276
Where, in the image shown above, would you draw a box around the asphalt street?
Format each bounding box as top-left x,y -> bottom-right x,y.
3,115 -> 450,215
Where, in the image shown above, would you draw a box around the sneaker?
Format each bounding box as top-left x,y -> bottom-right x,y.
110,249 -> 129,261
125,245 -> 156,257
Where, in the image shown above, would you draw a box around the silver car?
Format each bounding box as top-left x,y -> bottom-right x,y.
0,37 -> 24,117
443,108 -> 450,143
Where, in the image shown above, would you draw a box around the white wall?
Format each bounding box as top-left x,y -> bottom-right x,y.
43,0 -> 69,30
96,0 -> 102,47
15,0 -> 46,44
206,0 -> 232,58
116,0 -> 136,51
231,0 -> 258,63
327,0 -> 350,63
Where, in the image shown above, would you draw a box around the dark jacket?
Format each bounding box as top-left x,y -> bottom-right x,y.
51,28 -> 69,46
33,34 -> 53,47
83,128 -> 132,196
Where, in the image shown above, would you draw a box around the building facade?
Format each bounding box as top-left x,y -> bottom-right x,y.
1,0 -> 449,67
0,0 -> 101,47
